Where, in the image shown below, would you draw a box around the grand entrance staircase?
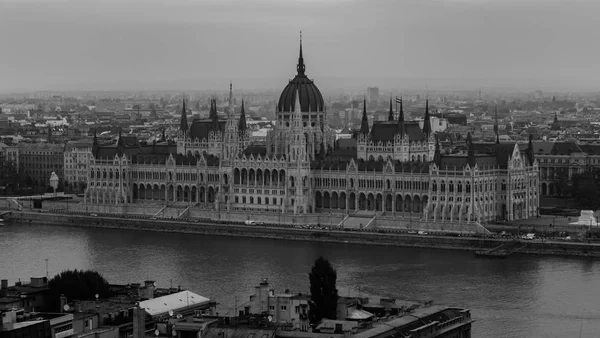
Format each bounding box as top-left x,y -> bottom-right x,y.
339,214 -> 376,229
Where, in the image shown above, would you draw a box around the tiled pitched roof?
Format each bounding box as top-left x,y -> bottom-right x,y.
579,144 -> 600,155
550,142 -> 583,155
243,145 -> 267,156
439,154 -> 497,169
189,119 -> 226,140
369,121 -> 425,143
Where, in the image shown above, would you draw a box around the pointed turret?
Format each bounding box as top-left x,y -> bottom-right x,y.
179,97 -> 188,133
388,96 -> 394,121
466,132 -> 475,167
554,111 -> 558,123
433,137 -> 442,166
116,128 -> 124,156
359,97 -> 370,135
297,31 -> 305,75
422,99 -> 432,136
527,134 -> 535,165
238,98 -> 247,135
397,96 -> 405,137
161,128 -> 166,142
294,88 -> 302,114
92,129 -> 98,157
209,97 -> 220,131
494,105 -> 499,144
228,82 -> 234,116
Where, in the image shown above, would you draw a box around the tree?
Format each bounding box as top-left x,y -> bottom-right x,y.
47,269 -> 112,311
0,160 -> 20,192
553,168 -> 570,197
308,256 -> 339,325
570,169 -> 600,209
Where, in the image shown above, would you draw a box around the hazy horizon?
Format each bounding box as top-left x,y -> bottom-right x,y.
1,0 -> 599,93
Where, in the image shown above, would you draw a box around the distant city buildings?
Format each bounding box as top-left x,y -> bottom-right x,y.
367,87 -> 379,103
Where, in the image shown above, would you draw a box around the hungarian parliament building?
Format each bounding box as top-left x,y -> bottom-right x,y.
84,38 -> 540,224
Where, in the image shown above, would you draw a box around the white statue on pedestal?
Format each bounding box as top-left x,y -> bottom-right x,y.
569,210 -> 598,227
49,172 -> 59,196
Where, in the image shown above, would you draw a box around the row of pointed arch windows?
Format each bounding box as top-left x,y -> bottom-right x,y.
235,196 -> 280,205
91,169 -> 126,180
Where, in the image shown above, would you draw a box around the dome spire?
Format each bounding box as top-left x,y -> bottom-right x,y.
297,31 -> 305,75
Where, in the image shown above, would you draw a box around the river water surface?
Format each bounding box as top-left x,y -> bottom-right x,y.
1,223 -> 599,337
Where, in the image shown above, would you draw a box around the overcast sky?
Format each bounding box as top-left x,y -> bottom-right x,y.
0,0 -> 599,92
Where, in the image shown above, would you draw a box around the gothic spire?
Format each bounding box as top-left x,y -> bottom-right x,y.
397,96 -> 405,137
494,105 -> 499,144
319,140 -> 326,159
228,82 -> 233,116
527,134 -> 535,165
360,96 -> 370,135
238,97 -> 247,135
210,97 -> 220,131
297,31 -> 305,75
466,132 -> 475,167
179,97 -> 188,133
388,96 -> 394,121
433,137 -> 442,166
422,98 -> 432,136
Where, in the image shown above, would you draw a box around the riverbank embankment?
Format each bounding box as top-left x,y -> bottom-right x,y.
7,211 -> 600,259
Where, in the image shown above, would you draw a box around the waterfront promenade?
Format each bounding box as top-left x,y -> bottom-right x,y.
4,206 -> 600,259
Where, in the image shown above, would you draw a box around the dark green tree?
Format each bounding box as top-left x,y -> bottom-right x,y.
0,160 -> 20,192
570,169 -> 600,209
47,269 -> 112,311
309,256 -> 339,325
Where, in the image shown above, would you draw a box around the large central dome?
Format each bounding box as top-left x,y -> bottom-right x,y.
277,37 -> 324,113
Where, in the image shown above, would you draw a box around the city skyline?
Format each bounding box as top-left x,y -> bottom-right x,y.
1,0 -> 600,92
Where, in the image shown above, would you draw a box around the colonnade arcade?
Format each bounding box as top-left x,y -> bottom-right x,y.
314,190 -> 428,214
131,183 -> 217,204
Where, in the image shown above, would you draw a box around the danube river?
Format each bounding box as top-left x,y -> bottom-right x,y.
1,223 -> 599,337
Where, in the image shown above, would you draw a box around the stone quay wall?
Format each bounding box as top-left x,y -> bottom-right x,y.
8,211 -> 600,258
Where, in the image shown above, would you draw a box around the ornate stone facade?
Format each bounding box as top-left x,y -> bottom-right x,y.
83,37 -> 540,224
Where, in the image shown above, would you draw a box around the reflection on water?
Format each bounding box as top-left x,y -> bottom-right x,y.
1,223 -> 599,338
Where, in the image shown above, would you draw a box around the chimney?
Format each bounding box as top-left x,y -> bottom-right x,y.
1,279 -> 7,290
132,306 -> 146,338
143,281 -> 155,299
60,295 -> 67,312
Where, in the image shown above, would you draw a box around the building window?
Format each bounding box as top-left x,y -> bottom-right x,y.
295,306 -> 300,314
269,306 -> 275,311
280,306 -> 287,311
